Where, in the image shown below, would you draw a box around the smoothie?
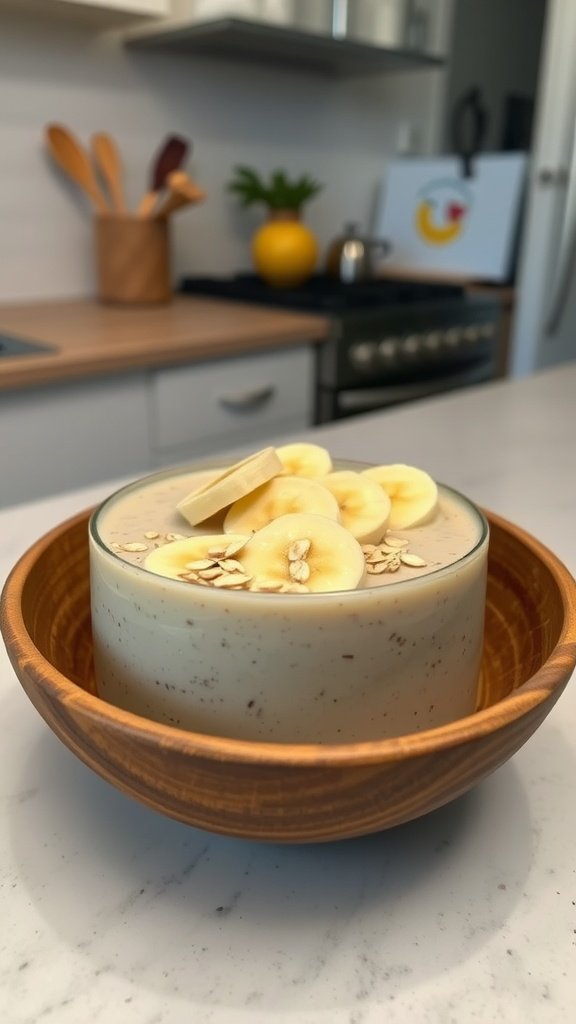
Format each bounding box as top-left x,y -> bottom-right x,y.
89,450 -> 488,743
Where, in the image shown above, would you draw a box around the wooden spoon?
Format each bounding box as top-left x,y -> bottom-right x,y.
154,170 -> 206,218
45,123 -> 109,214
91,132 -> 127,214
137,135 -> 190,218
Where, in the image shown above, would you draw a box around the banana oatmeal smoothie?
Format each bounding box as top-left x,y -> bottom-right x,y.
89,444 -> 489,743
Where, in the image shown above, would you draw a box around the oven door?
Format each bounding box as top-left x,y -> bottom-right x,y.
316,358 -> 496,423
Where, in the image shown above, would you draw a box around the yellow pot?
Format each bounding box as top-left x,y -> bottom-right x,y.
252,214 -> 318,288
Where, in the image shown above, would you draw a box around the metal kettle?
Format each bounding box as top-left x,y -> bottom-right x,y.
326,222 -> 391,283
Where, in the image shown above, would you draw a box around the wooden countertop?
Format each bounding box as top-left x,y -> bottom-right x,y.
0,297 -> 329,392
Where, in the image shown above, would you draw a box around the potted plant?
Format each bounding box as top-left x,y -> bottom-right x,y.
227,165 -> 323,287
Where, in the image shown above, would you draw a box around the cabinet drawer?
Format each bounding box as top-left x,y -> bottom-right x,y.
0,374 -> 150,508
150,346 -> 314,452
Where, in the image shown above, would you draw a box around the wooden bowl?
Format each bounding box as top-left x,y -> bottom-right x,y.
1,508 -> 575,843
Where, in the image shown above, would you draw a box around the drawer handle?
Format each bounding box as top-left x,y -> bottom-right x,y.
218,385 -> 276,412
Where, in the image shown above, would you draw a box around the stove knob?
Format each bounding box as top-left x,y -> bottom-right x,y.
424,331 -> 442,352
479,322 -> 496,339
378,338 -> 398,362
444,327 -> 462,347
464,325 -> 481,343
403,334 -> 422,356
350,341 -> 377,369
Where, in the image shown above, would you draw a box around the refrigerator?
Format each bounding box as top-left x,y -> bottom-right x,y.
511,0 -> 576,376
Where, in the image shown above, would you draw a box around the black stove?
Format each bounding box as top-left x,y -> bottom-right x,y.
180,273 -> 501,423
180,273 -> 464,313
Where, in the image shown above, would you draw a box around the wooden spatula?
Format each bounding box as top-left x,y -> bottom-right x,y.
137,135 -> 189,218
45,123 -> 109,214
91,131 -> 127,214
154,170 -> 206,218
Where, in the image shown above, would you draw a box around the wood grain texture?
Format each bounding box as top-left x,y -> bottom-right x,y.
153,170 -> 206,219
0,298 -> 328,392
45,123 -> 110,215
1,509 -> 575,843
95,216 -> 171,305
91,134 -> 127,215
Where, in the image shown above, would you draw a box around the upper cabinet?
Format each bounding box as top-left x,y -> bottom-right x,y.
123,0 -> 447,77
61,0 -> 169,11
5,0 -> 448,74
1,0 -> 170,23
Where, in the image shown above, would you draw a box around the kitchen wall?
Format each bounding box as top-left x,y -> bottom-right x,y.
0,3 -> 453,302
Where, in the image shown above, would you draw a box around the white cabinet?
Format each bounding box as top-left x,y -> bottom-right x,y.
57,0 -> 169,13
0,373 -> 151,508
1,344 -> 315,508
168,2 -> 295,23
1,1 -> 170,22
149,345 -> 314,465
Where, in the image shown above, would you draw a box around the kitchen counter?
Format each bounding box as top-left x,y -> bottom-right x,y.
0,297 -> 328,392
1,365 -> 575,1024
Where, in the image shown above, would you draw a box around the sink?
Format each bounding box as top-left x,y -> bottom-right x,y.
0,332 -> 56,358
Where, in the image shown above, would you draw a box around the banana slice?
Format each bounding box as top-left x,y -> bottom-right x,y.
275,442 -> 333,478
322,470 -> 391,544
224,475 -> 340,535
144,534 -> 249,581
361,464 -> 438,529
241,513 -> 366,594
176,447 -> 282,527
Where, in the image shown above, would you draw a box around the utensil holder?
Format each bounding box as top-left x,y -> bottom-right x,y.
95,215 -> 172,305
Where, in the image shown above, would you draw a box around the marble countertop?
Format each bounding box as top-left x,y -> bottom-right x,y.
1,366 -> 575,1024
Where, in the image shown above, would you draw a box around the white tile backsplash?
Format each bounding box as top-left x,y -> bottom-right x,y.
0,4 -> 449,302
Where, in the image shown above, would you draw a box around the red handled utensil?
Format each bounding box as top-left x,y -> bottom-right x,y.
137,134 -> 190,217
